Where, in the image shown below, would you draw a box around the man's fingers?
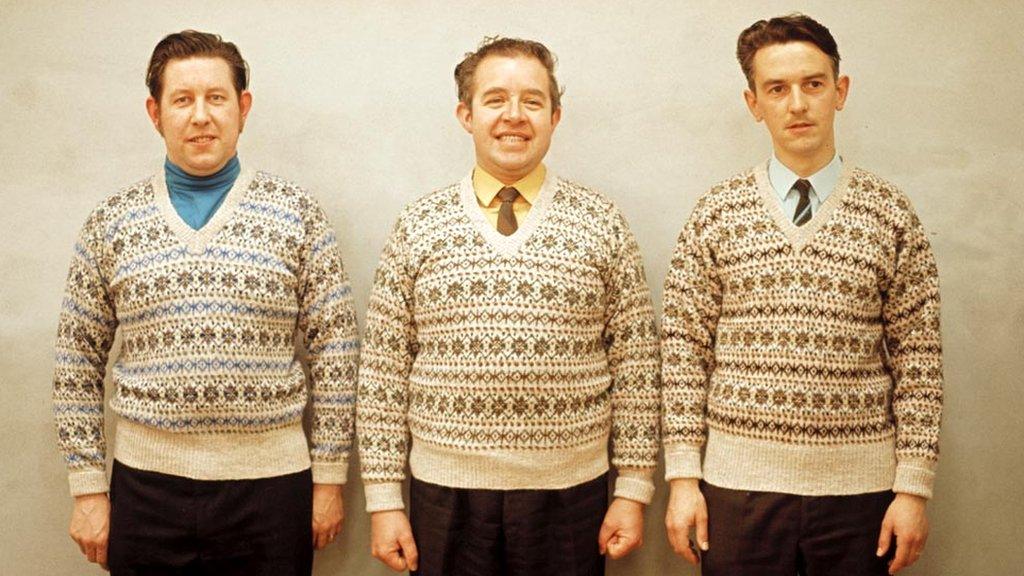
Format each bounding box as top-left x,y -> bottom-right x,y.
888,536 -> 912,574
597,523 -> 615,554
665,516 -> 698,564
695,508 -> 710,551
399,534 -> 419,572
606,534 -> 640,560
381,549 -> 407,572
876,519 -> 893,557
96,542 -> 108,570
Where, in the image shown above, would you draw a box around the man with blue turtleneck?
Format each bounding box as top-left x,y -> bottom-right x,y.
53,31 -> 359,575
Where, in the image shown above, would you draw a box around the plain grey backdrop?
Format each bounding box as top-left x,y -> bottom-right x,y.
2,1 -> 1022,574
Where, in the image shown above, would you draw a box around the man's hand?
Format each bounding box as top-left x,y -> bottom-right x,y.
665,478 -> 708,565
312,483 -> 345,550
877,493 -> 929,574
70,493 -> 110,570
598,497 -> 645,560
370,510 -> 419,572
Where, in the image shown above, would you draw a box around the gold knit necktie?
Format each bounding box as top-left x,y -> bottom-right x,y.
793,179 -> 813,226
497,186 -> 520,236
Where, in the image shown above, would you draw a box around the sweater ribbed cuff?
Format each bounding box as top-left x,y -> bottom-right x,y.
68,468 -> 108,497
312,461 -> 349,485
365,481 -> 405,512
613,468 -> 655,504
664,443 -> 703,480
893,460 -> 937,499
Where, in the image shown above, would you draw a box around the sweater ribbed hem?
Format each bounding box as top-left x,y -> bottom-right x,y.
365,481 -> 405,513
893,460 -> 937,499
664,443 -> 703,480
113,419 -> 311,480
68,469 -> 109,497
614,468 -> 656,504
409,437 -> 609,492
312,461 -> 349,485
703,428 -> 896,495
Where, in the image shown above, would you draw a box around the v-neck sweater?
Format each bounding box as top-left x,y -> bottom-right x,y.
357,172 -> 661,512
661,161 -> 944,499
53,169 -> 360,496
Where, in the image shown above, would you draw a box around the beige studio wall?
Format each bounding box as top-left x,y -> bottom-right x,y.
1,0 -> 1022,574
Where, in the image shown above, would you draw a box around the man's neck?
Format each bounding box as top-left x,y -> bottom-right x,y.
773,145 -> 836,178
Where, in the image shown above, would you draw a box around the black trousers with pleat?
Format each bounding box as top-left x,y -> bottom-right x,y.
700,481 -> 896,576
409,472 -> 609,576
107,460 -> 313,576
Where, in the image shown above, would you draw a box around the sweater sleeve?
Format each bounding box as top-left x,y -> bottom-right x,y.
53,208 -> 118,496
357,216 -> 417,512
603,207 -> 661,504
296,198 -> 360,485
882,201 -> 944,499
660,199 -> 722,481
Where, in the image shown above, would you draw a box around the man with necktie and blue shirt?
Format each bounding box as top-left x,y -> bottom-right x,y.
660,13 -> 944,576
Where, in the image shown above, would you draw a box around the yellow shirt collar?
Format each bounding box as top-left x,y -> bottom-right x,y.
473,164 -> 546,206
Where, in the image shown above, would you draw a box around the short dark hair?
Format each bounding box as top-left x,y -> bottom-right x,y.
454,36 -> 563,110
737,14 -> 840,91
146,30 -> 249,100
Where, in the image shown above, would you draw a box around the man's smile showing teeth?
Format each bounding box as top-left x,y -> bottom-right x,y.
189,136 -> 216,143
498,135 -> 527,143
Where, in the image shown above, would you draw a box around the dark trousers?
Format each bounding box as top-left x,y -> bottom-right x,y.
409,473 -> 609,576
701,481 -> 895,576
107,460 -> 313,576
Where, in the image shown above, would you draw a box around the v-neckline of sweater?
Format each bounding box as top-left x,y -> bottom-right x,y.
753,160 -> 855,252
458,171 -> 555,258
154,168 -> 254,255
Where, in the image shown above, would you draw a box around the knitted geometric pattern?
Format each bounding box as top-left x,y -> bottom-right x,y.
357,174 -> 661,512
53,170 -> 359,496
662,162 -> 944,498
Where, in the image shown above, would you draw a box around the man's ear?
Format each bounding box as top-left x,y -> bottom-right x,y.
238,90 -> 253,131
145,96 -> 162,134
744,89 -> 762,122
456,100 -> 474,134
835,75 -> 850,111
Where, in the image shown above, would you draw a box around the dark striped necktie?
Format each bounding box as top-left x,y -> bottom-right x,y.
497,186 -> 520,236
792,179 -> 812,226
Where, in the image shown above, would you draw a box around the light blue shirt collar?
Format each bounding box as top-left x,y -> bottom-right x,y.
769,153 -> 843,202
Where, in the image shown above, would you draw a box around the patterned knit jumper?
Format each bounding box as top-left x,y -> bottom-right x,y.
661,162 -> 944,498
357,173 -> 661,512
53,169 -> 359,496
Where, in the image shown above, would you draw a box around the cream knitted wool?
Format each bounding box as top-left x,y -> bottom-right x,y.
53,170 -> 359,496
357,172 -> 661,512
662,162 -> 944,498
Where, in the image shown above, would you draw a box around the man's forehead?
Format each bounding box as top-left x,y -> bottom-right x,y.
753,42 -> 833,80
163,57 -> 234,86
473,55 -> 550,91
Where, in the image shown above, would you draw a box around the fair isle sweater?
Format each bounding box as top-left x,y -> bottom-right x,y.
662,162 -> 944,498
53,169 -> 359,496
357,172 -> 661,512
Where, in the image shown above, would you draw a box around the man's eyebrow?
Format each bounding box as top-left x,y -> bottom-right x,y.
762,72 -> 829,86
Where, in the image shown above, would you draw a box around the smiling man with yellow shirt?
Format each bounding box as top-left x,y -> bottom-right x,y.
357,37 -> 661,576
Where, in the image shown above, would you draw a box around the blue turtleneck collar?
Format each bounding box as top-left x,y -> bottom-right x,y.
165,155 -> 241,230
